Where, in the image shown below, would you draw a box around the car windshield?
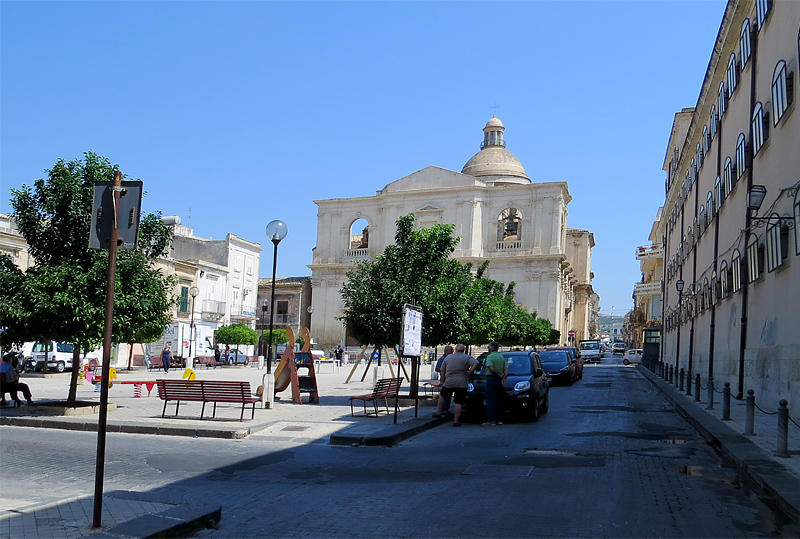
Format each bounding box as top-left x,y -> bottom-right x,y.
473,353 -> 532,376
580,342 -> 599,350
538,351 -> 569,368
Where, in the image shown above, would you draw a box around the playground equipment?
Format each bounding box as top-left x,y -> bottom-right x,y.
271,326 -> 319,404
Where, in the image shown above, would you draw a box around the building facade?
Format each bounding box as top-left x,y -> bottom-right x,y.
256,276 -> 313,354
309,117 -> 596,350
659,0 -> 800,408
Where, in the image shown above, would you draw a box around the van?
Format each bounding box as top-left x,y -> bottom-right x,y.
31,342 -> 99,372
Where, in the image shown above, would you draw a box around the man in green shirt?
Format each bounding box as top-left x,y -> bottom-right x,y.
483,341 -> 507,426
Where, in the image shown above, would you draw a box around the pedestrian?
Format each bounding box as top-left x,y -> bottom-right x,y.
433,344 -> 478,427
335,345 -> 343,363
0,352 -> 33,406
161,343 -> 173,374
433,345 -> 454,417
214,344 -> 221,364
483,341 -> 508,426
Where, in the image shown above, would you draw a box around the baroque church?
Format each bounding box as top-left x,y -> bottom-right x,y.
308,117 -> 597,349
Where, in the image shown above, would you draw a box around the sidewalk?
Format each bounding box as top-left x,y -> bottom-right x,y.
0,363 -> 445,538
639,365 -> 800,523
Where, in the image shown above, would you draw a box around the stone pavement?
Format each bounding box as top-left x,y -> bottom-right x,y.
0,362 -> 445,538
639,365 -> 800,523
2,361 -> 800,537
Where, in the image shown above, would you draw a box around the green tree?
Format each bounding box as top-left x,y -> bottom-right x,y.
6,152 -> 177,404
339,214 -> 473,350
215,323 -> 258,347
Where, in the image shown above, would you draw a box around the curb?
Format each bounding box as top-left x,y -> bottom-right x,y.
0,416 -> 250,439
83,501 -> 221,539
639,366 -> 800,523
330,415 -> 447,447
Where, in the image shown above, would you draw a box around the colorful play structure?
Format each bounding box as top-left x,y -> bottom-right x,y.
272,326 -> 319,404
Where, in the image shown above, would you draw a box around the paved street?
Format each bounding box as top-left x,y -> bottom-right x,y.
2,357 -> 799,538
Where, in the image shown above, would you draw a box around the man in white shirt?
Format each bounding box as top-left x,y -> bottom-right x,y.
1,353 -> 33,405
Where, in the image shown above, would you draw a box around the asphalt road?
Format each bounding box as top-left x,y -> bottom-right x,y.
2,354 -> 799,538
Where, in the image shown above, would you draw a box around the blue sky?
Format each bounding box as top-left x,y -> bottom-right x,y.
1,0 -> 726,316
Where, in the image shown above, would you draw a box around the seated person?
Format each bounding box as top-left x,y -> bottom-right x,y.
1,353 -> 33,405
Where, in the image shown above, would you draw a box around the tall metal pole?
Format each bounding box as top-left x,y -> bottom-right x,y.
93,171 -> 122,529
266,239 -> 279,374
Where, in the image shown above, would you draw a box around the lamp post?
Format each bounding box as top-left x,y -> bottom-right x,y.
675,279 -> 684,383
265,220 -> 288,374
307,305 -> 314,333
188,286 -> 199,370
260,298 -> 269,358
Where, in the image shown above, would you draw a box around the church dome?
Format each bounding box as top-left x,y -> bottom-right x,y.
461,116 -> 530,184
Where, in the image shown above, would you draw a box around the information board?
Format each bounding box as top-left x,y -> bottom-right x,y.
401,304 -> 423,357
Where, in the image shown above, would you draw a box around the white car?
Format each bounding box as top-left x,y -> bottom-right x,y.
30,341 -> 98,372
623,349 -> 643,365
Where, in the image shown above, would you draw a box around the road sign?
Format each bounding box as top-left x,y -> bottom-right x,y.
568,330 -> 576,337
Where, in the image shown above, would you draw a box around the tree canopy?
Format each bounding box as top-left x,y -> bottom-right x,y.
1,152 -> 177,403
339,214 -> 557,351
215,323 -> 258,346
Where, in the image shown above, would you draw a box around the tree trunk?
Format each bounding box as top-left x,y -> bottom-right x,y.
67,346 -> 80,406
127,343 -> 134,370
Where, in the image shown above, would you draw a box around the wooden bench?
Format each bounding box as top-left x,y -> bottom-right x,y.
196,356 -> 225,369
157,379 -> 260,421
349,377 -> 403,416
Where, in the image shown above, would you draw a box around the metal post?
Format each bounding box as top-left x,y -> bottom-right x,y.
722,382 -> 731,420
266,239 -> 279,374
744,389 -> 755,436
679,368 -> 685,392
694,373 -> 701,402
93,171 -> 122,529
685,368 -> 692,396
669,364 -> 674,384
706,377 -> 714,410
776,399 -> 789,458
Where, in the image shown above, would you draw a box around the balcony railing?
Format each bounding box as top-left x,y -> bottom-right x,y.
230,303 -> 257,319
496,241 -> 522,251
634,281 -> 662,296
346,248 -> 370,259
200,299 -> 226,322
636,245 -> 664,260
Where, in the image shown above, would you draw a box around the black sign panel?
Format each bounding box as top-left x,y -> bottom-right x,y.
89,181 -> 143,250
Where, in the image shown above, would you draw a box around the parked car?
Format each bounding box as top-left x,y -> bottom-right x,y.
538,350 -> 576,386
623,348 -> 643,365
29,342 -> 99,373
223,349 -> 248,365
612,343 -> 626,355
466,351 -> 550,421
547,346 -> 582,380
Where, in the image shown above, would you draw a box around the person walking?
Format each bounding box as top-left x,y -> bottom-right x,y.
214,345 -> 221,365
433,345 -> 454,417
434,344 -> 478,427
161,343 -> 173,374
483,341 -> 507,426
335,345 -> 343,363
1,352 -> 33,405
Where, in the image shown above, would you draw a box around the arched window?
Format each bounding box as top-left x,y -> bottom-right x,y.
772,60 -> 791,125
727,53 -> 739,96
756,0 -> 771,29
720,260 -> 729,298
497,208 -> 522,243
349,218 -> 370,250
740,19 -> 752,67
752,102 -> 767,154
731,249 -> 742,293
687,225 -> 694,251
711,271 -> 718,305
699,206 -> 707,234
702,126 -> 710,155
710,106 -> 718,138
724,157 -> 734,194
715,176 -> 725,211
697,143 -> 704,169
766,214 -> 789,271
707,191 -> 715,222
718,82 -> 727,116
747,233 -> 763,282
736,134 -> 747,178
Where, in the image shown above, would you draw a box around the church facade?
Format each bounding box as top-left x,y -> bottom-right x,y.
308,117 -> 597,349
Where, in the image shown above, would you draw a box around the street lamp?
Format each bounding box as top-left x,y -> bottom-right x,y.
260,298 -> 269,357
265,220 -> 288,374
307,305 -> 314,333
189,286 -> 199,370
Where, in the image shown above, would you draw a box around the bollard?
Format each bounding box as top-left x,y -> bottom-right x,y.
744,390 -> 755,436
776,400 -> 790,458
659,362 -> 664,378
679,368 -> 685,392
722,382 -> 731,420
667,365 -> 672,384
695,373 -> 701,402
685,369 -> 692,396
706,377 -> 714,409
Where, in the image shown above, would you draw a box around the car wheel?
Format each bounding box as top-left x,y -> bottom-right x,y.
56,361 -> 66,373
566,373 -> 573,386
623,358 -> 630,365
528,398 -> 540,422
539,390 -> 549,414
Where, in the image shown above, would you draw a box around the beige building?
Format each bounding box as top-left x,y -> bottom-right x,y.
0,214 -> 33,271
256,276 -> 313,354
659,0 -> 800,409
309,117 -> 596,350
631,207 -> 665,347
